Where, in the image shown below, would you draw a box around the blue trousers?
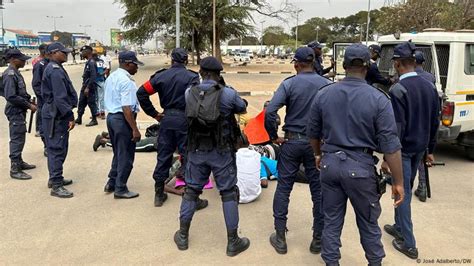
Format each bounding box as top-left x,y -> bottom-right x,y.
393,151 -> 424,248
6,112 -> 27,163
273,140 -> 323,237
106,113 -> 136,194
77,87 -> 98,118
320,151 -> 384,264
42,117 -> 70,186
153,113 -> 187,189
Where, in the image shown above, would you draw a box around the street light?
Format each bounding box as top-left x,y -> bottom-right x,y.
46,15 -> 63,31
176,0 -> 180,48
315,26 -> 320,42
366,0 -> 371,45
79,24 -> 92,34
295,9 -> 303,51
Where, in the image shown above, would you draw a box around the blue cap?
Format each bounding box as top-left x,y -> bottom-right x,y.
415,50 -> 425,64
392,41 -> 416,59
46,42 -> 72,54
80,45 -> 93,52
5,49 -> 31,61
307,41 -> 323,49
171,48 -> 188,63
38,43 -> 48,51
200,56 -> 223,72
369,44 -> 381,55
291,47 -> 315,63
343,44 -> 370,66
119,51 -> 144,66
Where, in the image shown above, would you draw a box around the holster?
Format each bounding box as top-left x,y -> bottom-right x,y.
375,169 -> 388,195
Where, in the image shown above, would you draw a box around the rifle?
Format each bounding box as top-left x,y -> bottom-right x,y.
27,97 -> 36,133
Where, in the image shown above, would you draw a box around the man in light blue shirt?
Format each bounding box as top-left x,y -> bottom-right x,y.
103,51 -> 143,199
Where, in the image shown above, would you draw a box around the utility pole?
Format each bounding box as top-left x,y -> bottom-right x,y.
260,20 -> 265,55
295,9 -> 302,51
212,0 -> 216,56
0,5 -> 4,44
176,0 -> 180,48
366,0 -> 371,45
315,26 -> 320,42
47,15 -> 63,31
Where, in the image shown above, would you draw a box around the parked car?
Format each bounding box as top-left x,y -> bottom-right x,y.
234,52 -> 251,62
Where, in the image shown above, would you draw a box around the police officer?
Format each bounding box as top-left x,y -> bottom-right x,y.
414,50 -> 436,84
137,48 -> 207,208
264,47 -> 330,255
382,42 -> 439,260
75,45 -> 98,127
2,49 -> 37,180
307,44 -> 405,265
103,51 -> 143,199
42,42 -> 78,198
307,41 -> 334,76
366,44 -> 393,88
173,56 -> 249,257
32,43 -> 49,156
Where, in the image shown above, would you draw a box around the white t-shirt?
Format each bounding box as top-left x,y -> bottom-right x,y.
100,54 -> 112,69
236,148 -> 262,203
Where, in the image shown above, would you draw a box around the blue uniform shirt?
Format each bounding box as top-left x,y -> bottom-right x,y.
307,76 -> 401,155
41,60 -> 78,120
313,57 -> 330,76
32,58 -> 49,96
265,72 -> 331,140
82,58 -> 97,89
104,68 -> 140,114
2,65 -> 31,115
415,66 -> 436,84
366,61 -> 392,86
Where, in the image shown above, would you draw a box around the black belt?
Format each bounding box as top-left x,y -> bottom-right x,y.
324,144 -> 374,155
284,131 -> 308,140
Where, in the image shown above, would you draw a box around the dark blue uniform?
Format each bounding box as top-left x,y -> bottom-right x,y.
313,57 -> 331,76
307,77 -> 401,265
137,63 -> 199,190
265,72 -> 331,239
32,57 -> 49,141
415,66 -> 436,84
41,60 -> 78,186
366,61 -> 392,86
3,65 -> 31,164
77,58 -> 98,119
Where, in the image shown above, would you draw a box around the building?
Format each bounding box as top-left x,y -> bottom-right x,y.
3,29 -> 39,48
37,31 -> 91,48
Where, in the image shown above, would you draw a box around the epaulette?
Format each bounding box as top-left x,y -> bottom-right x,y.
52,64 -> 60,69
7,69 -> 15,76
283,75 -> 295,81
150,68 -> 167,79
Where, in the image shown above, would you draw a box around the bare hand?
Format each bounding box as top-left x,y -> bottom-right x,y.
68,120 -> 75,131
84,88 -> 90,97
272,137 -> 285,145
425,154 -> 435,167
391,184 -> 404,207
132,129 -> 141,143
29,104 -> 38,113
330,58 -> 335,68
154,113 -> 164,122
381,161 -> 391,174
315,156 -> 322,171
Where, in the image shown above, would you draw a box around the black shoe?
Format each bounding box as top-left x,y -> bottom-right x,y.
51,186 -> 74,198
101,131 -> 109,138
104,183 -> 115,193
43,148 -> 48,157
384,224 -> 404,241
93,135 -> 102,151
154,186 -> 168,207
196,198 -> 209,211
270,230 -> 287,254
20,161 -> 36,170
174,221 -> 191,250
10,163 -> 32,180
309,236 -> 321,254
85,119 -> 98,127
48,179 -> 73,188
414,183 -> 427,202
114,191 -> 139,199
226,229 -> 250,257
75,117 -> 82,125
392,239 -> 418,259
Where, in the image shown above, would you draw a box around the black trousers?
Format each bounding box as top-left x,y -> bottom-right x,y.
77,88 -> 98,118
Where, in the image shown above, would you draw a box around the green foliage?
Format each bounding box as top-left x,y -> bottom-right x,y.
262,26 -> 290,46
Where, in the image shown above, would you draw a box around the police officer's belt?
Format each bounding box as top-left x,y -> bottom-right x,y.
164,109 -> 185,115
324,144 -> 374,155
284,131 -> 308,140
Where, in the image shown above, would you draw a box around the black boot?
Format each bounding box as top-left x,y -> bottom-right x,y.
20,161 -> 36,170
75,116 -> 82,125
196,198 -> 209,211
10,162 -> 32,180
85,118 -> 98,127
309,235 -> 322,254
226,229 -> 250,257
48,179 -> 73,188
174,220 -> 191,250
154,185 -> 168,207
270,229 -> 287,254
414,183 -> 427,202
51,186 -> 74,198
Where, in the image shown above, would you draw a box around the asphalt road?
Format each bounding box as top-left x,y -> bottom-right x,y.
0,55 -> 472,264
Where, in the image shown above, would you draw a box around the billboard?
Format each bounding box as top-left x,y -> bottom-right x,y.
110,28 -> 123,48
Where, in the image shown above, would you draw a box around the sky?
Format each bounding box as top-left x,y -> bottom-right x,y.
1,0 -> 386,46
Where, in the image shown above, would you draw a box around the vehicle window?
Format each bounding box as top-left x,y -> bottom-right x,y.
465,44 -> 474,75
379,44 -> 434,79
435,44 -> 450,89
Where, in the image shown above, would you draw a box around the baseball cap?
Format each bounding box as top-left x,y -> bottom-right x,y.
118,51 -> 144,66
171,48 -> 188,63
307,41 -> 323,49
200,56 -> 223,72
343,43 -> 370,67
392,42 -> 416,59
47,42 -> 72,54
369,44 -> 381,55
414,50 -> 425,64
291,47 -> 315,63
38,43 -> 48,51
5,49 -> 32,61
80,45 -> 93,52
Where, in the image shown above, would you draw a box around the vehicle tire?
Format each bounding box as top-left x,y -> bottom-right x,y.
465,146 -> 474,161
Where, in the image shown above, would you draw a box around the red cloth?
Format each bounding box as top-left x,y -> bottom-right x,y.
244,109 -> 270,144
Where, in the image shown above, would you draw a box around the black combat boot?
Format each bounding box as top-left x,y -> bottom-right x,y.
270,229 -> 287,254
414,183 -> 427,202
154,185 -> 168,207
75,116 -> 82,125
196,198 -> 209,211
51,186 -> 74,198
48,179 -> 73,188
20,161 -> 36,170
309,235 -> 322,254
85,117 -> 98,127
10,162 -> 32,180
174,220 -> 191,250
226,229 -> 250,257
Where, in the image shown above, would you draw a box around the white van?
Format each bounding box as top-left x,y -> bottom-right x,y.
377,29 -> 474,159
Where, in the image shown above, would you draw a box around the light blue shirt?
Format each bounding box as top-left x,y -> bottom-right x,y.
104,68 -> 140,114
399,71 -> 417,80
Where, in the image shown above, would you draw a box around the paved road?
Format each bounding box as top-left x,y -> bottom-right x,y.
0,55 -> 472,264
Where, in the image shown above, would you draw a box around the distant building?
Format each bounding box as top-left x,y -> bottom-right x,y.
37,31 -> 91,48
3,29 -> 39,48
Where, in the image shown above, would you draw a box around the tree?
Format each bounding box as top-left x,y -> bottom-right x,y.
262,26 -> 289,48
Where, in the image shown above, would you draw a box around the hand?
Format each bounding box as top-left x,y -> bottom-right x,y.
327,72 -> 336,78
425,154 -> 435,167
391,184 -> 404,207
154,113 -> 164,122
29,104 -> 38,113
381,161 -> 391,174
315,155 -> 322,171
68,120 -> 75,131
132,129 -> 141,143
84,88 -> 90,97
272,137 -> 285,145
330,58 -> 335,68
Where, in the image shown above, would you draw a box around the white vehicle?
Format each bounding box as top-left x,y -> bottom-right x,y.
233,52 -> 251,62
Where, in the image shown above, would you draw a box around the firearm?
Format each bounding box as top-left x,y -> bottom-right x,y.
27,97 -> 36,133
